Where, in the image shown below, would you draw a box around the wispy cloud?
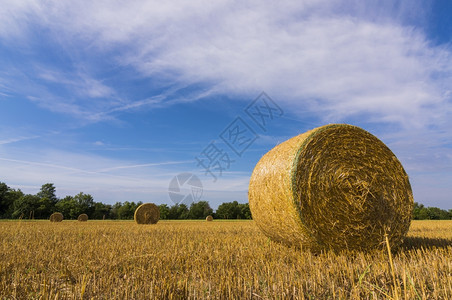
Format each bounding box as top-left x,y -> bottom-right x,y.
2,1 -> 450,128
0,157 -> 96,174
37,68 -> 115,99
1,1 -> 452,208
0,149 -> 174,201
0,66 -> 119,122
0,135 -> 40,145
0,148 -> 250,206
95,160 -> 193,173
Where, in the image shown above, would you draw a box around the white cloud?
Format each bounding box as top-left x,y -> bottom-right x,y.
93,141 -> 105,146
2,0 -> 450,128
96,160 -> 193,173
0,145 -> 250,206
1,1 -> 450,124
37,68 -> 115,99
1,1 -> 452,207
0,148 -> 179,202
0,135 -> 40,145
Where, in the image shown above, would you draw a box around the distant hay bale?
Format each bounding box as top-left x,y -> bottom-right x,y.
248,124 -> 413,251
49,212 -> 63,222
77,214 -> 88,222
134,203 -> 160,224
206,215 -> 213,221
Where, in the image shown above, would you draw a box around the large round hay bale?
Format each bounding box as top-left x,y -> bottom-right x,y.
77,214 -> 88,222
49,212 -> 63,222
206,215 -> 213,221
249,124 -> 413,251
134,203 -> 160,224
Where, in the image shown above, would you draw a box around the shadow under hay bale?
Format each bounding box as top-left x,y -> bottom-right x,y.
249,124 -> 413,252
134,203 -> 160,224
400,236 -> 452,250
49,212 -> 63,222
206,215 -> 213,221
77,214 -> 88,222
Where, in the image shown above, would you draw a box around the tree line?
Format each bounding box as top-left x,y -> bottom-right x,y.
0,182 -> 251,220
1,182 -> 451,220
412,202 -> 452,220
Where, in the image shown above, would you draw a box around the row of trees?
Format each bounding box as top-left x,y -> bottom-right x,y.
1,182 -> 451,220
412,202 -> 452,220
0,182 -> 251,220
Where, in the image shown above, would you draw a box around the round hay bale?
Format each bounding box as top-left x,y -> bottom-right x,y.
77,214 -> 88,222
49,212 -> 63,222
248,124 -> 413,251
206,215 -> 213,221
134,203 -> 160,224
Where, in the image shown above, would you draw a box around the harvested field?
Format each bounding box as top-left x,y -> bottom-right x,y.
0,220 -> 451,299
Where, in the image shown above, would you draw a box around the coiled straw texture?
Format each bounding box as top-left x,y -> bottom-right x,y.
77,214 -> 88,222
49,212 -> 64,222
134,203 -> 160,224
249,124 -> 413,251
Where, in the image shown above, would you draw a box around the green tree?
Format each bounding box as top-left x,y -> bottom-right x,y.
73,192 -> 95,216
55,196 -> 80,219
412,202 -> 423,220
0,182 -> 23,218
426,207 -> 449,220
117,201 -> 141,219
33,183 -> 59,219
37,183 -> 58,204
189,201 -> 213,219
238,203 -> 252,219
216,201 -> 240,219
168,204 -> 189,219
12,194 -> 40,219
110,202 -> 122,219
412,202 -> 451,220
0,182 -> 11,217
417,208 -> 430,220
159,204 -> 170,220
91,202 -> 111,219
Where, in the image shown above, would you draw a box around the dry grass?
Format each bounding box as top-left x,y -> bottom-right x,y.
206,215 -> 213,221
249,124 -> 413,251
0,220 -> 450,299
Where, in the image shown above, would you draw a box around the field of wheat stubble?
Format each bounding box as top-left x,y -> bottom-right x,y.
0,220 -> 451,299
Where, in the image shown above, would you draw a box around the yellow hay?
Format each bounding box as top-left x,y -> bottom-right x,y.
134,203 -> 160,224
206,215 -> 213,221
77,214 -> 88,222
49,212 -> 63,222
248,124 -> 413,251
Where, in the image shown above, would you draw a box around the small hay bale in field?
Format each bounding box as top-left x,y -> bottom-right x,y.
134,203 -> 160,224
248,124 -> 413,251
206,215 -> 213,221
49,212 -> 63,222
77,214 -> 88,222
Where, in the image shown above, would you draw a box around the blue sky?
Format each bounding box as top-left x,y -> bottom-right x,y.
0,0 -> 451,209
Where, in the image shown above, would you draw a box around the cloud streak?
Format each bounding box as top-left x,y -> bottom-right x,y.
1,1 -> 450,127
1,1 -> 451,208
0,135 -> 40,145
0,147 -> 251,207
